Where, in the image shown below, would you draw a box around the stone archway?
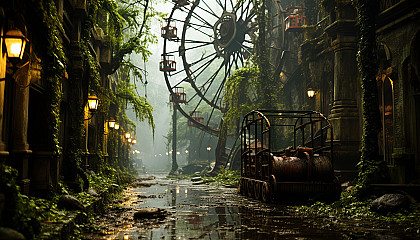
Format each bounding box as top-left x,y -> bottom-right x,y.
377,42 -> 395,166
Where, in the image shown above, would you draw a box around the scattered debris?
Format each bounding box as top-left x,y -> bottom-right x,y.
88,189 -> 99,197
0,227 -> 25,240
133,207 -> 167,220
138,176 -> 156,181
371,193 -> 410,213
191,176 -> 202,182
57,195 -> 85,211
132,182 -> 155,188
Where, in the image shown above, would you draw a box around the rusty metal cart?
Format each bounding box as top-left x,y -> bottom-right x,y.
238,110 -> 341,202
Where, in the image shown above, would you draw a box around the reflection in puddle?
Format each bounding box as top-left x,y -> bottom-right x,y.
84,174 -> 416,240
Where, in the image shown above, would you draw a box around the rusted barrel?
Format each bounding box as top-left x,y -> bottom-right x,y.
271,155 -> 333,181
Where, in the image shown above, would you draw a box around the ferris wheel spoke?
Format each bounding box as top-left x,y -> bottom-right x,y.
172,18 -> 213,29
189,51 -> 217,67
200,0 -> 221,19
244,9 -> 256,24
238,51 -> 245,65
172,78 -> 188,88
240,44 -> 253,55
186,91 -> 200,104
200,59 -> 226,96
188,54 -> 218,80
210,57 -> 232,105
184,39 -> 215,44
206,104 -> 217,126
195,4 -> 220,19
191,11 -> 214,29
187,24 -> 213,38
167,42 -> 213,55
170,68 -> 187,77
233,52 -> 240,70
215,0 -> 226,12
239,0 -> 252,20
229,0 -> 235,11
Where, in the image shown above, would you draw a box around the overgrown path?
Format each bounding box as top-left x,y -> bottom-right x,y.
83,174 -> 419,239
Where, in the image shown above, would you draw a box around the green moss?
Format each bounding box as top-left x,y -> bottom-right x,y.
355,0 -> 387,188
202,169 -> 241,186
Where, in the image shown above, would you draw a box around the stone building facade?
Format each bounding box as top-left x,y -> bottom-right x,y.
279,0 -> 420,183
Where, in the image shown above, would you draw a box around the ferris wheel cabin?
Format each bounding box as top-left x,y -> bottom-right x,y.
160,54 -> 176,72
169,87 -> 187,103
188,111 -> 204,127
285,6 -> 307,32
161,25 -> 178,40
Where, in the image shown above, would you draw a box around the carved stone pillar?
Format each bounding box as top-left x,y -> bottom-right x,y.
325,2 -> 361,179
0,27 -> 9,162
10,64 -> 32,195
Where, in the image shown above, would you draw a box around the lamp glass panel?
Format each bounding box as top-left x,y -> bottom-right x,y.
5,37 -> 25,59
307,89 -> 315,98
109,121 -> 115,128
88,98 -> 99,111
115,124 -> 120,130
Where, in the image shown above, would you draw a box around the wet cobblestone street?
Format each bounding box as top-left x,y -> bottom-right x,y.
83,174 -> 418,240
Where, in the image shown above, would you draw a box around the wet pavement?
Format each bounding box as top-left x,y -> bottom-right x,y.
83,173 -> 418,240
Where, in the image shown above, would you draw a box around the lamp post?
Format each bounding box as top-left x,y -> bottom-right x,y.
206,146 -> 211,164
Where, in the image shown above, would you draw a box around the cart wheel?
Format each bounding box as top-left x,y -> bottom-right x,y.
269,175 -> 277,200
261,182 -> 271,203
238,179 -> 243,194
247,180 -> 254,198
254,181 -> 261,200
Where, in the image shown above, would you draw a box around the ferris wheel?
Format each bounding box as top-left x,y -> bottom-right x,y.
161,0 -> 258,135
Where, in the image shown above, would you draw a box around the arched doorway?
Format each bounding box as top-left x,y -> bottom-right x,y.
377,43 -> 395,166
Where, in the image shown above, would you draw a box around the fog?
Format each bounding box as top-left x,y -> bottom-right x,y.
126,0 -> 250,172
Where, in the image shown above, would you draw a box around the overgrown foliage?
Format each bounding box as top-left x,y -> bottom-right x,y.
224,66 -> 259,131
294,190 -> 420,234
0,164 -> 40,239
355,0 -> 387,188
255,0 -> 276,109
202,169 -> 241,186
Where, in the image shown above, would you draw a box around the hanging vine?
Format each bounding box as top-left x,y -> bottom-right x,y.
355,0 -> 387,188
255,0 -> 277,109
224,66 -> 259,131
37,0 -> 66,158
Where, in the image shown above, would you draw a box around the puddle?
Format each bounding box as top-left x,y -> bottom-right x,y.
83,174 -> 418,240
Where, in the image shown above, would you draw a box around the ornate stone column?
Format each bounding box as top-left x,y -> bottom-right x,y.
0,27 -> 9,162
325,1 -> 361,178
10,62 -> 32,195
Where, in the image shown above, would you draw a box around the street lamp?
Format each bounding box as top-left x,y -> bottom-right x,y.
114,123 -> 120,130
125,132 -> 131,139
87,94 -> 99,112
206,146 -> 211,151
307,88 -> 315,98
3,29 -> 28,64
